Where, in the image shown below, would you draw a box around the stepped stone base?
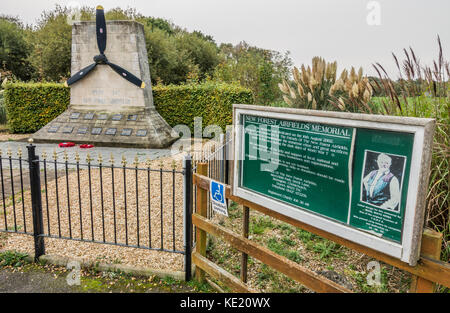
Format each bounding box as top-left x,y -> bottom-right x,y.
32,108 -> 179,149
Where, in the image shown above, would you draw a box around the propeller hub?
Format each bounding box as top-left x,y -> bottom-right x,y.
94,54 -> 108,64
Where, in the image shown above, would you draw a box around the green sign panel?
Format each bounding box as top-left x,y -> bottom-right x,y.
240,114 -> 414,243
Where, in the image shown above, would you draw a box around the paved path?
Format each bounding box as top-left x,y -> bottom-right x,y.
0,268 -> 77,293
0,266 -> 200,293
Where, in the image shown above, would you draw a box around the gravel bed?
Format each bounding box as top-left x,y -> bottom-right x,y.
0,156 -> 187,271
0,133 -> 30,142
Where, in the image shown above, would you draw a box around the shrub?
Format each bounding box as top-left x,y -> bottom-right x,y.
153,82 -> 253,132
279,57 -> 373,112
0,90 -> 7,124
3,82 -> 69,133
0,250 -> 29,267
3,82 -> 253,134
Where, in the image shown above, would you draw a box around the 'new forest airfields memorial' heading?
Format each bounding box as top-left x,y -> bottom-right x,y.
232,104 -> 435,265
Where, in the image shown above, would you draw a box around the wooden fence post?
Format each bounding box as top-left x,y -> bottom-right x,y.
195,162 -> 208,283
409,227 -> 443,293
240,206 -> 250,283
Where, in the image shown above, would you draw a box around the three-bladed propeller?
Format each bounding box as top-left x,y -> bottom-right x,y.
65,5 -> 145,89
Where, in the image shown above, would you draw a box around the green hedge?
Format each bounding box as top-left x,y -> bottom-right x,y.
153,82 -> 254,132
4,83 -> 69,133
0,91 -> 7,125
3,82 -> 253,134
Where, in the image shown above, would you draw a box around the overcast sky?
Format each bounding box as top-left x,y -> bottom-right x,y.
2,0 -> 449,77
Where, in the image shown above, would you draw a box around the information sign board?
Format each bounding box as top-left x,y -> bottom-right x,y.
233,104 -> 435,265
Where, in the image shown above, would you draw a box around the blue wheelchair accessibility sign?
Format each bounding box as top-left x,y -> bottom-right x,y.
211,181 -> 224,203
210,180 -> 228,216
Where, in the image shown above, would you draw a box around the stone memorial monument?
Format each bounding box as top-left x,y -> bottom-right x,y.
32,6 -> 178,148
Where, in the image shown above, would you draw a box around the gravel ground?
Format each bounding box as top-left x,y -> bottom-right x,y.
0,156 -> 187,271
0,138 -> 222,273
0,133 -> 30,142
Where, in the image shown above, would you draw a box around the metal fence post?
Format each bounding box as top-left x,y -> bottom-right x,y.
27,140 -> 45,260
225,130 -> 230,185
220,133 -> 225,183
183,154 -> 193,281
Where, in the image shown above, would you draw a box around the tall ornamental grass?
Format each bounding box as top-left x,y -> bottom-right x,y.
278,37 -> 448,264
370,37 -> 448,263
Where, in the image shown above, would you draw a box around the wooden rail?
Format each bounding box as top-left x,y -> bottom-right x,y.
192,168 -> 450,293
193,213 -> 351,293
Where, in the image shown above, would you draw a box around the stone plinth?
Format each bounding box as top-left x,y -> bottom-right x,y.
32,20 -> 178,148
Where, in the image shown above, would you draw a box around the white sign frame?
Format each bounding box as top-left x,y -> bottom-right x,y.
232,104 -> 435,265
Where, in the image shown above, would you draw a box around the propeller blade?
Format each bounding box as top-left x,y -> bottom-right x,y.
96,5 -> 107,55
65,63 -> 97,86
106,62 -> 145,88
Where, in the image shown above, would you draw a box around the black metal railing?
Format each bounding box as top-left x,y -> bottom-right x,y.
192,132 -> 231,221
0,143 -> 193,281
0,147 -> 33,237
193,132 -> 231,184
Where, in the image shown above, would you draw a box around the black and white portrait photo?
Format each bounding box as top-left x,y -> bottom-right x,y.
361,151 -> 406,212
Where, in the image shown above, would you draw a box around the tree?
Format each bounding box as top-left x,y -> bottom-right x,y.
141,17 -> 176,35
0,17 -> 34,81
143,22 -> 221,84
28,6 -> 147,82
105,7 -> 142,20
213,41 -> 292,105
144,28 -> 196,85
174,32 -> 220,80
25,5 -> 221,85
11,5 -> 291,89
258,61 -> 277,105
28,5 -> 77,81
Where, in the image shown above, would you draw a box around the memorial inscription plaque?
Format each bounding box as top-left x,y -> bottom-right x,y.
91,127 -> 102,135
77,127 -> 88,134
233,104 -> 435,265
111,114 -> 122,121
48,126 -> 59,133
62,126 -> 74,134
70,113 -> 81,119
121,128 -> 132,136
105,128 -> 117,136
84,113 -> 95,120
136,129 -> 147,137
127,114 -> 138,121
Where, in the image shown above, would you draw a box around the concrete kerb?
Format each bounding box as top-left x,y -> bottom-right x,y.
7,251 -> 191,282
